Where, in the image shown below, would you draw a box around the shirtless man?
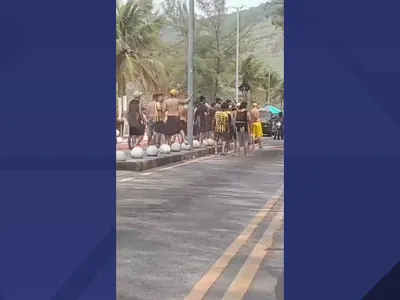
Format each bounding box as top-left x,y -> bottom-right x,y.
163,89 -> 195,145
178,103 -> 188,143
154,94 -> 166,146
250,102 -> 263,149
145,93 -> 159,146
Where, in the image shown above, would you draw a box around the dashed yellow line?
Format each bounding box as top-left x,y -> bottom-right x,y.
185,187 -> 283,300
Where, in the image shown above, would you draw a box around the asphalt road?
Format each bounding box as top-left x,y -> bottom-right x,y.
117,139 -> 284,300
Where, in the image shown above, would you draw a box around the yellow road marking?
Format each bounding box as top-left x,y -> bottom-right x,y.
185,187 -> 283,300
222,205 -> 284,300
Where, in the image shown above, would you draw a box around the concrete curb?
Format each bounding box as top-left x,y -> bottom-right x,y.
116,146 -> 219,171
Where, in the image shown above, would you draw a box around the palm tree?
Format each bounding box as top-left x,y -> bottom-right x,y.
261,68 -> 281,105
116,0 -> 167,100
240,55 -> 265,87
273,80 -> 284,109
238,55 -> 265,102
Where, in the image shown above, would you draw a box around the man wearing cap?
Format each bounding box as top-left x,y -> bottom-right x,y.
163,89 -> 195,145
127,90 -> 147,149
250,102 -> 263,149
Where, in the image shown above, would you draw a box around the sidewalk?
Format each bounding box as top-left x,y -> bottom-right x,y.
116,146 -> 218,171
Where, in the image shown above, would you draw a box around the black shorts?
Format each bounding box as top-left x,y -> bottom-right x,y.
129,125 -> 144,136
154,121 -> 165,134
180,120 -> 187,135
164,116 -> 181,136
214,132 -> 229,141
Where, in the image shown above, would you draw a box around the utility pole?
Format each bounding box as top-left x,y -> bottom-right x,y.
267,68 -> 272,106
228,6 -> 246,105
235,7 -> 240,104
187,0 -> 195,149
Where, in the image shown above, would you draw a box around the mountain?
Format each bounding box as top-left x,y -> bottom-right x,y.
160,4 -> 283,77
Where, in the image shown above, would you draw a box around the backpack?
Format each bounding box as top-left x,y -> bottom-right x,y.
215,111 -> 229,133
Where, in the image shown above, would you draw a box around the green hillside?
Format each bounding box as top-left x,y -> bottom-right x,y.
160,4 -> 283,76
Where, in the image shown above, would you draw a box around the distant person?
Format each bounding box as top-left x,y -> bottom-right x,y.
145,93 -> 159,146
195,96 -> 209,145
154,93 -> 166,146
163,89 -> 195,145
229,106 -> 238,151
215,97 -> 222,110
275,111 -> 284,140
250,103 -> 263,149
207,102 -> 217,139
127,91 -> 147,149
235,102 -> 250,157
213,102 -> 231,155
178,102 -> 188,143
226,99 -> 233,110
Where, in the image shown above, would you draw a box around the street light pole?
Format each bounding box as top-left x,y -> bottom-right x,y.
187,0 -> 195,149
227,6 -> 245,105
235,7 -> 240,105
267,68 -> 271,106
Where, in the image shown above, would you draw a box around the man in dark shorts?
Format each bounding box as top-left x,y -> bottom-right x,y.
207,102 -> 217,139
194,96 -> 209,146
154,93 -> 166,146
145,93 -> 159,146
228,105 -> 237,152
127,91 -> 147,149
213,102 -> 231,155
235,101 -> 250,157
178,103 -> 188,143
163,89 -> 195,145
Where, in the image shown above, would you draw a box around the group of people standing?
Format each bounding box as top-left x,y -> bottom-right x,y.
125,89 -> 194,149
124,89 -> 265,158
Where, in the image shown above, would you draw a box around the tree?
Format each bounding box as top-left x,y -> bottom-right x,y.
196,0 -> 254,100
272,80 -> 284,109
161,0 -> 191,88
240,55 -> 265,88
260,68 -> 282,105
265,0 -> 284,29
116,0 -> 167,99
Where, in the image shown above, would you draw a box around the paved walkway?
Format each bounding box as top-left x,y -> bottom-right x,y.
117,142 -> 284,300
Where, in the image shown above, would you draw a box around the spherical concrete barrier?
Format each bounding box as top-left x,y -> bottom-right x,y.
131,147 -> 145,159
117,137 -> 123,143
159,144 -> 171,154
116,150 -> 127,161
193,140 -> 200,149
171,142 -> 181,152
207,139 -> 215,146
181,142 -> 191,151
202,139 -> 209,147
116,129 -> 120,137
146,145 -> 158,157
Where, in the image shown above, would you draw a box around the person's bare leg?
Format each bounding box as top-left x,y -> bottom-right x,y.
134,135 -> 143,147
131,136 -> 137,148
180,130 -> 187,143
244,142 -> 250,158
214,137 -> 219,154
236,137 -> 241,156
166,136 -> 171,145
148,130 -> 153,146
199,132 -> 204,146
221,140 -> 227,155
128,135 -> 133,150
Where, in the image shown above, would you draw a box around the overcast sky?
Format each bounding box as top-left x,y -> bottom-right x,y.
122,0 -> 266,13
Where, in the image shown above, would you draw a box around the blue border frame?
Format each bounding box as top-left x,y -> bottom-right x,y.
0,0 -> 116,299
286,0 -> 400,299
